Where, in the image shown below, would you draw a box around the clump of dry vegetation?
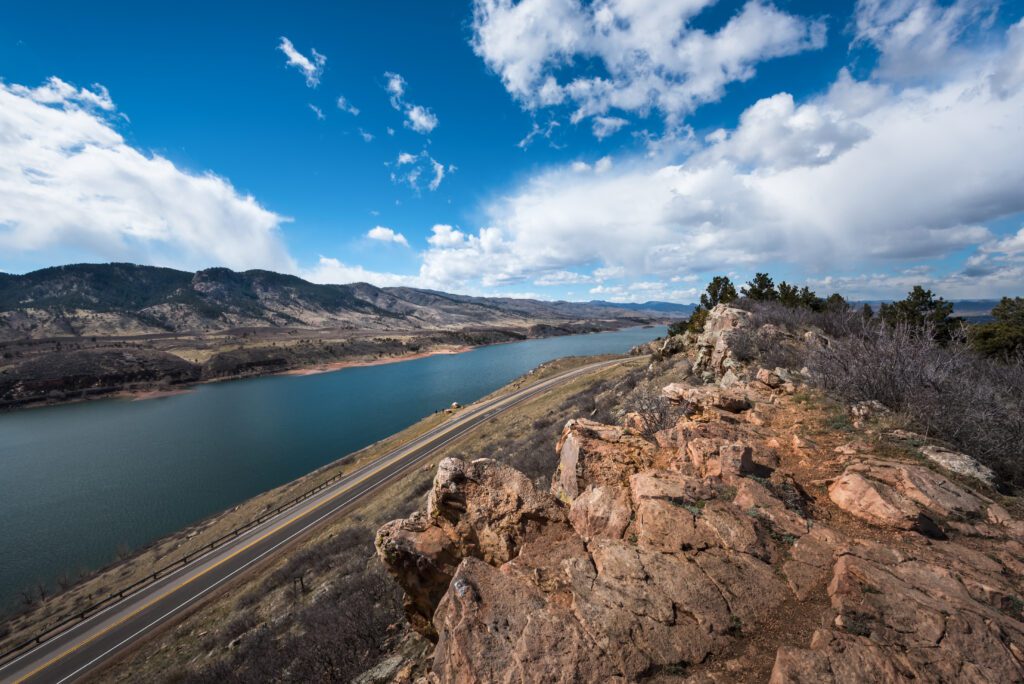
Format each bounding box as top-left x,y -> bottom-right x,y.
808,323 -> 1024,493
727,284 -> 1024,494
182,523 -> 408,684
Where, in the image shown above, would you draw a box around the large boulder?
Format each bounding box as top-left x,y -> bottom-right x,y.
551,419 -> 654,502
919,445 -> 996,486
828,459 -> 987,536
692,305 -> 754,380
426,457 -> 566,564
429,558 -> 619,682
376,457 -> 566,636
662,383 -> 752,414
568,485 -> 632,542
772,539 -> 1024,682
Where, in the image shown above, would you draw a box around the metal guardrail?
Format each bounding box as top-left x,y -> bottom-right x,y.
0,355 -> 630,667
0,464 -> 355,666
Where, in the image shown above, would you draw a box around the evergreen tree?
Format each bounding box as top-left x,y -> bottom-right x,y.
823,293 -> 849,311
879,286 -> 959,340
777,281 -> 800,307
741,272 -> 778,301
667,320 -> 687,337
687,276 -> 738,333
799,286 -> 823,311
969,296 -> 1024,358
701,276 -> 738,309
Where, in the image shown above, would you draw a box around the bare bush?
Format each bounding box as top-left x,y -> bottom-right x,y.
809,323 -> 1024,493
728,328 -> 758,362
726,322 -> 806,370
186,537 -> 405,683
626,383 -> 674,437
737,299 -> 869,339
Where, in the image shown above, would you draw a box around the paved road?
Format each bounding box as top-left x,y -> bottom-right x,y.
0,357 -> 626,683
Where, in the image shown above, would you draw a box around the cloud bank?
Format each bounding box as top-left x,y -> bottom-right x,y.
411,9 -> 1024,300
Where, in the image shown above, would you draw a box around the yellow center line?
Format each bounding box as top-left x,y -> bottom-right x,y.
10,357 -> 623,682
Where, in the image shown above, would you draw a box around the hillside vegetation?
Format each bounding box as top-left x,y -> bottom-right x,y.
0,263 -> 686,339
0,263 -> 684,408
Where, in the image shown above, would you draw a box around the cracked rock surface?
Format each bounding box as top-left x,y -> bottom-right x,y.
376,305 -> 1024,683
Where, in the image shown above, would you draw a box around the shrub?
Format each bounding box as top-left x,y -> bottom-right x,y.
686,307 -> 709,334
727,327 -> 758,363
625,382 -> 674,437
808,322 -> 1024,493
667,320 -> 687,337
737,298 -> 868,340
741,273 -> 778,302
187,544 -> 404,683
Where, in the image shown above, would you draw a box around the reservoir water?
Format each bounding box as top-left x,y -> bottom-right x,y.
0,326 -> 661,614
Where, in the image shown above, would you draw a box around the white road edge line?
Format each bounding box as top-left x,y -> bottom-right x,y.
3,357 -> 625,682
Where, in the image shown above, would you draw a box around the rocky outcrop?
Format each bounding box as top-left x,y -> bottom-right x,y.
551,419 -> 654,501
379,406 -> 822,680
920,445 -> 997,486
375,457 -> 566,637
772,538 -> 1024,682
377,304 -> 1024,682
692,304 -> 753,381
828,458 -> 991,537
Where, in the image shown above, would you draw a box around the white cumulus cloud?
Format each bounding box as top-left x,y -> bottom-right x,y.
366,225 -> 409,247
384,71 -> 439,134
471,0 -> 826,134
0,77 -> 293,273
405,105 -> 439,134
416,17 -> 1024,297
389,152 -> 454,193
592,115 -> 628,139
854,0 -> 999,80
302,256 -> 417,287
336,95 -> 360,115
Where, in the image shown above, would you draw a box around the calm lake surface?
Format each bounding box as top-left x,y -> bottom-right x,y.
0,326 -> 661,614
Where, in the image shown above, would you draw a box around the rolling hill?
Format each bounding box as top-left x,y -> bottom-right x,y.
0,263 -> 687,340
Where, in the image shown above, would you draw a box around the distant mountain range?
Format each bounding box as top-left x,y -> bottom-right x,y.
589,300 -> 697,315
857,299 -> 998,320
0,264 -> 686,339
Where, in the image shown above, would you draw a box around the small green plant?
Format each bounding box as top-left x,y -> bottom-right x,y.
841,612 -> 873,637
823,411 -> 854,432
1002,595 -> 1024,621
682,503 -> 705,517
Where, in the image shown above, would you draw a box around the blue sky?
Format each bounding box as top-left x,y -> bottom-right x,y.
1,0 -> 1022,302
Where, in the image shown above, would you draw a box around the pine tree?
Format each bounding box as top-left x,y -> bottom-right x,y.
741,272 -> 778,301
687,276 -> 738,333
879,286 -> 959,340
